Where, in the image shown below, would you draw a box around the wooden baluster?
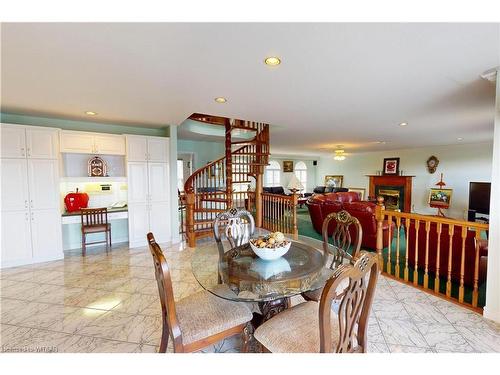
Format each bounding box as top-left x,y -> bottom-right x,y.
458,226 -> 467,303
413,219 -> 420,286
404,217 -> 410,281
375,197 -> 385,271
446,224 -> 454,298
386,214 -> 393,275
395,216 -> 401,279
472,229 -> 482,307
291,193 -> 298,240
423,220 -> 430,289
434,222 -> 442,294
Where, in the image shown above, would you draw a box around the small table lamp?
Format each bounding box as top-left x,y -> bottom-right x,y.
287,174 -> 304,194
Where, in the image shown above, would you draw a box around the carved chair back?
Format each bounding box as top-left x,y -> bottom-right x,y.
81,207 -> 109,227
147,232 -> 183,351
322,210 -> 362,268
213,208 -> 256,255
318,251 -> 379,353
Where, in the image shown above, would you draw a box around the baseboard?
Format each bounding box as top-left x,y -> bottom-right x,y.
483,306 -> 500,324
1,253 -> 64,269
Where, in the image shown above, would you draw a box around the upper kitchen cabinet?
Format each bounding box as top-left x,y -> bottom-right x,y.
126,135 -> 169,162
1,124 -> 59,159
60,130 -> 125,155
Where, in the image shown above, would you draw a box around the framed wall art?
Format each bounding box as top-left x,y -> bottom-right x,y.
324,175 -> 344,188
283,160 -> 294,173
383,157 -> 400,175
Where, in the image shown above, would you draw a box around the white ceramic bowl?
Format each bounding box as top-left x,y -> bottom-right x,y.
249,240 -> 291,261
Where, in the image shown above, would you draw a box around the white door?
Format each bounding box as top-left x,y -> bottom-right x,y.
148,162 -> 169,202
149,201 -> 170,244
27,159 -> 59,210
128,203 -> 150,247
94,134 -> 126,155
126,136 -> 148,162
30,209 -> 63,261
60,131 -> 95,153
127,162 -> 149,203
1,159 -> 29,211
147,138 -> 169,162
1,125 -> 26,158
26,128 -> 59,159
1,210 -> 32,266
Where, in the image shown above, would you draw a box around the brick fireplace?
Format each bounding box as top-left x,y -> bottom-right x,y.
367,175 -> 414,212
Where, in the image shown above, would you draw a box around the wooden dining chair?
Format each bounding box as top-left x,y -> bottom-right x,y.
302,210 -> 362,301
80,207 -> 111,256
254,251 -> 379,353
213,208 -> 255,256
147,232 -> 253,353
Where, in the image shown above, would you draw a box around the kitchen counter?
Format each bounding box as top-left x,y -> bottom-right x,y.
62,207 -> 128,217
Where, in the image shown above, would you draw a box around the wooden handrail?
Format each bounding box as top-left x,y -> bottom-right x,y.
375,197 -> 489,310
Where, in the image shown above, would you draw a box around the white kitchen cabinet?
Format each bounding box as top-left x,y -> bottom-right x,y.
27,159 -> 60,210
127,162 -> 149,203
127,203 -> 150,246
148,162 -> 170,202
1,210 -> 32,266
1,124 -> 27,158
26,128 -> 59,159
1,158 -> 29,211
149,201 -> 170,244
30,209 -> 63,262
60,130 -> 125,155
126,135 -> 168,162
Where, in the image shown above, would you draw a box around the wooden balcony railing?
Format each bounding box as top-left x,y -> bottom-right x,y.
375,200 -> 489,310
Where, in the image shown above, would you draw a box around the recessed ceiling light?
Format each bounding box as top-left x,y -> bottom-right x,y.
85,111 -> 97,116
264,56 -> 281,66
376,141 -> 386,144
457,137 -> 463,141
214,97 -> 227,103
399,122 -> 408,127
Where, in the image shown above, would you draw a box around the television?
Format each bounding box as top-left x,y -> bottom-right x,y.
468,182 -> 491,215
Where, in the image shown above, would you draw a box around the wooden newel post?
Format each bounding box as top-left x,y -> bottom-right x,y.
375,196 -> 385,271
186,191 -> 196,248
255,173 -> 263,227
291,191 -> 299,240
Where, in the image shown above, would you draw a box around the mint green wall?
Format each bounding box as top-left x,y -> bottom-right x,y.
178,139 -> 225,169
0,112 -> 169,136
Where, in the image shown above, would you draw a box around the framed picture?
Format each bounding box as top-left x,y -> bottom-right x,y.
348,187 -> 366,200
428,188 -> 453,208
324,175 -> 344,188
283,160 -> 294,173
383,157 -> 400,175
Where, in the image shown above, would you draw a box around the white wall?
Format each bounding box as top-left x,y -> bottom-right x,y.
316,142 -> 493,219
268,155 -> 318,193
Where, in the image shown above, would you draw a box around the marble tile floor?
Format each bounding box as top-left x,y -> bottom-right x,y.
1,241 -> 500,353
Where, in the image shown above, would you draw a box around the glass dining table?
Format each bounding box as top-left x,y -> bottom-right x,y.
191,234 -> 334,322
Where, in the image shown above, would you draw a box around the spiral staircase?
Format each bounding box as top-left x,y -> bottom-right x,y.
183,114 -> 270,247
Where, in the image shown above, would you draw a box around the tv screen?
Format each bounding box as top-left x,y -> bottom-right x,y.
469,182 -> 491,215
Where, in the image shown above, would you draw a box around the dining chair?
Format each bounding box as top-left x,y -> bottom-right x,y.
254,251 -> 379,353
302,210 -> 362,301
213,208 -> 256,256
80,207 -> 111,256
147,232 -> 253,353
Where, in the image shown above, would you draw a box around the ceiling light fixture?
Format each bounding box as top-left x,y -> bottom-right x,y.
214,97 -> 227,103
376,141 -> 386,144
457,137 -> 463,141
264,56 -> 281,66
334,149 -> 346,161
399,122 -> 408,127
85,111 -> 97,116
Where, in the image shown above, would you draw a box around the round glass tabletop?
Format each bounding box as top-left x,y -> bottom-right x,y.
191,235 -> 335,302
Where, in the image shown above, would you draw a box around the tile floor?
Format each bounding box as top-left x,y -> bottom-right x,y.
1,240 -> 500,353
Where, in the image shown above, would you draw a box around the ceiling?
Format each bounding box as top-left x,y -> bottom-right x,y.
2,23 -> 499,155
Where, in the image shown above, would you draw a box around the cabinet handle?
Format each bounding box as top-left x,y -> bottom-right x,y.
21,147 -> 25,157
25,200 -> 28,209
25,212 -> 29,221
30,200 -> 33,208
27,147 -> 31,157
31,212 -> 34,221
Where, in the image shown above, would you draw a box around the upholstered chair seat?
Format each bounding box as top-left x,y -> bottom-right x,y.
175,286 -> 253,346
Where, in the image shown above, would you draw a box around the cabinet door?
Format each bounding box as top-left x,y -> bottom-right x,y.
27,159 -> 59,210
26,128 -> 59,159
128,203 -> 150,247
127,162 -> 149,203
1,159 -> 29,211
149,201 -> 170,244
126,136 -> 148,162
148,162 -> 169,202
147,137 -> 169,162
1,210 -> 32,267
94,134 -> 126,155
30,209 -> 63,262
1,124 -> 26,158
60,131 -> 95,153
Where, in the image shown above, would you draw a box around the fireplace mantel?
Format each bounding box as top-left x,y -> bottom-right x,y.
367,175 -> 414,212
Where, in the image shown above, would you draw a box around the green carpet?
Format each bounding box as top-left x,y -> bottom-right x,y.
296,208 -> 486,307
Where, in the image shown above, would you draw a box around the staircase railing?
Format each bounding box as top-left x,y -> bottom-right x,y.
375,198 -> 489,311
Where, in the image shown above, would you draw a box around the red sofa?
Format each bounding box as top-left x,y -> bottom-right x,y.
306,192 -> 392,250
406,221 -> 488,287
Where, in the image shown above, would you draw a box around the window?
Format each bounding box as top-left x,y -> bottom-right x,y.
265,160 -> 281,187
177,159 -> 184,192
294,161 -> 307,192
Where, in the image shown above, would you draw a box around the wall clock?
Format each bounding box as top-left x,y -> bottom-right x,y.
88,156 -> 107,177
426,155 -> 439,174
